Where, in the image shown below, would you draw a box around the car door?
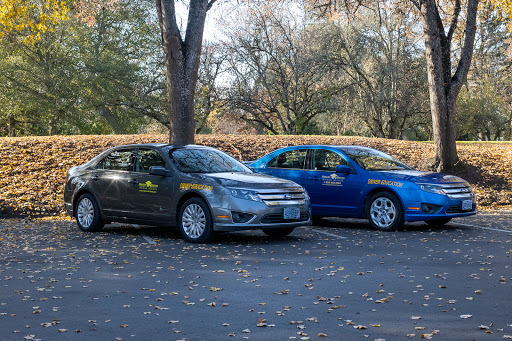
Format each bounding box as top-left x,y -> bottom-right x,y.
301,148 -> 361,216
123,148 -> 175,221
90,148 -> 137,217
261,149 -> 308,185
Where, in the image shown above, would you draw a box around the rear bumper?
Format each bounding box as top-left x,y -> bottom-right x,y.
64,202 -> 74,217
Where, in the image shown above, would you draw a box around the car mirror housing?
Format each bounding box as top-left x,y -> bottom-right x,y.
149,166 -> 168,176
335,165 -> 352,174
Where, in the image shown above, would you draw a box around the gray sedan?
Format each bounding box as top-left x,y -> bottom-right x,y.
64,144 -> 311,242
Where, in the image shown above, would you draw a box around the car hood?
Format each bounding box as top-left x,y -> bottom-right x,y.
191,172 -> 301,189
374,170 -> 468,185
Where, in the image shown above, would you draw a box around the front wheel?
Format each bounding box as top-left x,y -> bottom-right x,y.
262,227 -> 295,238
366,192 -> 404,231
75,193 -> 104,232
425,218 -> 452,226
178,198 -> 214,243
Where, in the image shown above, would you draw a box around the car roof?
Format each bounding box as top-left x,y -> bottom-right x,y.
111,143 -> 215,149
280,145 -> 374,150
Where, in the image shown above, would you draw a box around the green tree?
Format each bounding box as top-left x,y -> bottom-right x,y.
223,2 -> 338,134
314,4 -> 429,139
307,0 -> 479,171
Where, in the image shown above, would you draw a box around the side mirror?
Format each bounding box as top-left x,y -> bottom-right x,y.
335,165 -> 352,174
149,166 -> 168,176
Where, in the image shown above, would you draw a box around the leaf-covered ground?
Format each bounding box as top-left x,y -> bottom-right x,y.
1,134 -> 511,217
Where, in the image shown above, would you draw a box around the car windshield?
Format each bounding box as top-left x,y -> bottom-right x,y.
170,148 -> 249,174
339,147 -> 412,171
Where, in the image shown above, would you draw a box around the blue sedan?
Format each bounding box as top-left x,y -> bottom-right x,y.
248,145 -> 476,230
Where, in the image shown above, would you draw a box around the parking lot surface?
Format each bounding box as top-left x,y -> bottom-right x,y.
1,210 -> 511,340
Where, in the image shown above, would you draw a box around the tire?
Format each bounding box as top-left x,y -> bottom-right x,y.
425,218 -> 452,226
75,193 -> 104,232
366,192 -> 404,231
178,198 -> 214,243
262,227 -> 295,238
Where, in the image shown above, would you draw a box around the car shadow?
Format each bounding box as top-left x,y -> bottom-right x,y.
312,217 -> 463,233
101,223 -> 305,245
98,218 -> 462,246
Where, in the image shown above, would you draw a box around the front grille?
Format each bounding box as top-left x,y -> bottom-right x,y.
258,187 -> 306,206
261,212 -> 310,224
446,203 -> 477,214
442,184 -> 474,199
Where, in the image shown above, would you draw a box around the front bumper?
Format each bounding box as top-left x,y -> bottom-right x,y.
403,191 -> 477,222
211,199 -> 311,232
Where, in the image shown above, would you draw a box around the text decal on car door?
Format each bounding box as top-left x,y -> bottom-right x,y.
368,179 -> 403,188
179,183 -> 213,192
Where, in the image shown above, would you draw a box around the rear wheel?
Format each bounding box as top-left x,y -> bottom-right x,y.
262,227 -> 295,238
425,218 -> 452,226
366,192 -> 404,231
75,193 -> 104,232
179,198 -> 214,243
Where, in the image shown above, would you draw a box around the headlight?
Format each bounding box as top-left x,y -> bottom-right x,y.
228,188 -> 262,202
303,188 -> 310,201
419,184 -> 446,195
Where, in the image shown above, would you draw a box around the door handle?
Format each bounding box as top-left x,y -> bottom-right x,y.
91,175 -> 99,181
128,179 -> 139,185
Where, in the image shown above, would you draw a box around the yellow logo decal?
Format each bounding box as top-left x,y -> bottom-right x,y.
368,179 -> 403,188
180,183 -> 213,192
139,180 -> 159,193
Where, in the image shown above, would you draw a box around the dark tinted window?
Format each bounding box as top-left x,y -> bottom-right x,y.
136,149 -> 166,173
312,149 -> 347,171
339,147 -> 411,171
170,149 -> 249,173
98,149 -> 135,171
268,150 -> 307,169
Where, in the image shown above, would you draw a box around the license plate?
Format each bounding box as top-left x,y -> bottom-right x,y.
462,200 -> 473,211
284,207 -> 300,219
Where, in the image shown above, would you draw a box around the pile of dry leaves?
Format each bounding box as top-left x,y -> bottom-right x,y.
1,134 -> 510,217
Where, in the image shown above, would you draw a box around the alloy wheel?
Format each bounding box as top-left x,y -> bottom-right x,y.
182,203 -> 206,238
77,197 -> 94,228
370,197 -> 396,229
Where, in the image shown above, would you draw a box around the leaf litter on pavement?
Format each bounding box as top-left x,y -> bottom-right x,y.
0,217 -> 511,340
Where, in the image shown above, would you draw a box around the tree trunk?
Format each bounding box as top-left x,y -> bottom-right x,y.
156,0 -> 213,145
419,0 -> 478,172
49,120 -> 58,135
8,114 -> 16,137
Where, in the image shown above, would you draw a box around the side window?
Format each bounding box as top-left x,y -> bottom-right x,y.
98,149 -> 135,171
136,149 -> 166,173
313,149 -> 347,171
268,150 -> 307,169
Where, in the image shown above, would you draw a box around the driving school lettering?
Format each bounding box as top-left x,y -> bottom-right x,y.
368,179 -> 403,188
139,181 -> 158,194
180,183 -> 213,192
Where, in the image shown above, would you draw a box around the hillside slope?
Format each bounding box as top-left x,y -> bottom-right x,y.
1,134 -> 510,217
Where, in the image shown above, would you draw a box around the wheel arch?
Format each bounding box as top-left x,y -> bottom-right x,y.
176,191 -> 212,225
72,189 -> 100,217
363,187 -> 404,219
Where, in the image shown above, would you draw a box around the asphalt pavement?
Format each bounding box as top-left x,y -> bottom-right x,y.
1,210 -> 511,340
